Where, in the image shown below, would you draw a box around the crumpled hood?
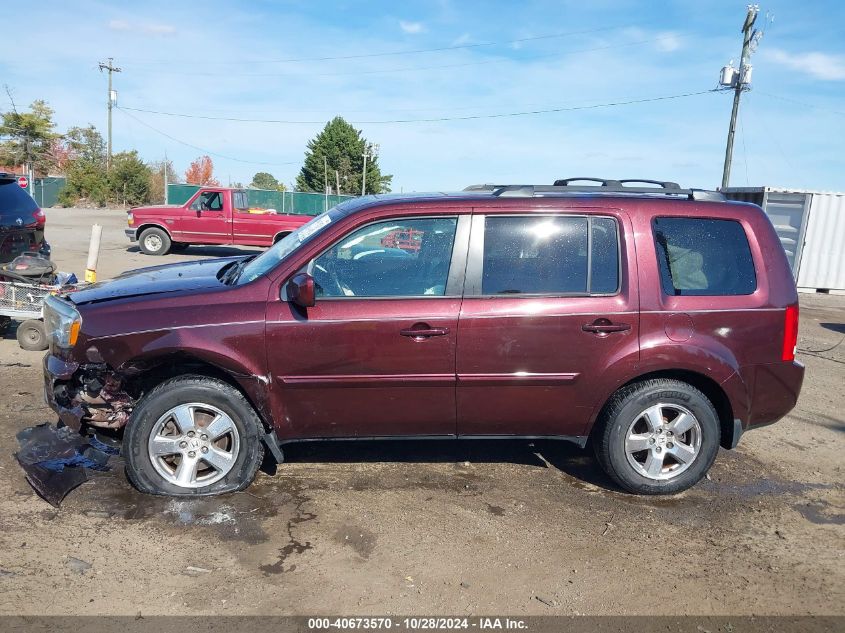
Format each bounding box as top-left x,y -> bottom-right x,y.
67,256 -> 244,305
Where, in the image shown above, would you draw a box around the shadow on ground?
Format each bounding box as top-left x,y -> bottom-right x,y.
281,438 -> 621,492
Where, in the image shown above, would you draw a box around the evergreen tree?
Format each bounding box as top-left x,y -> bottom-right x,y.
296,117 -> 391,194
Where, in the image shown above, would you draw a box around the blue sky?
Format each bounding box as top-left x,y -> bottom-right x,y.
1,0 -> 843,192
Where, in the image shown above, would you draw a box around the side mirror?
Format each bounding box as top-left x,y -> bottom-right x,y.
287,272 -> 315,308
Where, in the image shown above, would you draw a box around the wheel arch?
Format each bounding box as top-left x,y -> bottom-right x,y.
135,222 -> 173,240
273,230 -> 292,243
121,352 -> 274,434
589,369 -> 736,450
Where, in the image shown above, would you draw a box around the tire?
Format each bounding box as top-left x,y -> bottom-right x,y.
593,379 -> 720,495
124,375 -> 265,496
138,227 -> 171,256
17,319 -> 48,351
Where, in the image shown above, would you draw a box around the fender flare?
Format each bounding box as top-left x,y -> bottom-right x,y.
134,222 -> 173,241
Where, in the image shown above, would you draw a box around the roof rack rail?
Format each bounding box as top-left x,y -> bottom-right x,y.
463,178 -> 725,202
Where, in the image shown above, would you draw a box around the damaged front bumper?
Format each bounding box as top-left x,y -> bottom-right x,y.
44,354 -> 135,432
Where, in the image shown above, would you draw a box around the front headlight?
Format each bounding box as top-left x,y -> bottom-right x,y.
43,295 -> 82,349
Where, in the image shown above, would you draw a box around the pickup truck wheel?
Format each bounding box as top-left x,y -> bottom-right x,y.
139,227 -> 171,256
593,379 -> 720,495
124,375 -> 265,496
16,319 -> 48,351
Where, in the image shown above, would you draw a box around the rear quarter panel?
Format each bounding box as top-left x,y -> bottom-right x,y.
631,198 -> 801,430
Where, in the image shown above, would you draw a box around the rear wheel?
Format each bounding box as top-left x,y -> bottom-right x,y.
124,376 -> 264,496
139,227 -> 171,256
17,319 -> 47,351
593,379 -> 720,495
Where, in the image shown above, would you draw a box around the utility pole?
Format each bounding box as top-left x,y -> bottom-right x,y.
361,150 -> 368,196
361,143 -> 380,196
323,155 -> 329,211
163,152 -> 169,204
98,57 -> 122,170
720,5 -> 759,189
335,170 -> 341,196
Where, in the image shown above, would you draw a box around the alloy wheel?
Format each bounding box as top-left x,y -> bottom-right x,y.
624,403 -> 702,481
147,403 -> 240,488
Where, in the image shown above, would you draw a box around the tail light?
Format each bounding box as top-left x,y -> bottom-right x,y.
782,304 -> 799,361
34,207 -> 46,228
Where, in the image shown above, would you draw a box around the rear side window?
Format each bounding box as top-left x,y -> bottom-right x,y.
481,215 -> 619,295
653,217 -> 756,296
0,181 -> 38,217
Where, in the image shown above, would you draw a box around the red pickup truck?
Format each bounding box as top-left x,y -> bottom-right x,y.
125,187 -> 312,255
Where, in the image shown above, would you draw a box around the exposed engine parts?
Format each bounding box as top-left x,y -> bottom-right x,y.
53,363 -> 135,429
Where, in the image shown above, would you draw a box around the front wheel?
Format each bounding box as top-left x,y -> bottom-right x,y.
124,376 -> 264,496
138,227 -> 171,256
593,379 -> 720,495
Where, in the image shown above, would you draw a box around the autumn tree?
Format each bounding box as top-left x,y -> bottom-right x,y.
296,117 -> 391,195
184,155 -> 219,186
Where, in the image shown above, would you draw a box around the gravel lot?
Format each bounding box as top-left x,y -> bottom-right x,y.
0,208 -> 842,615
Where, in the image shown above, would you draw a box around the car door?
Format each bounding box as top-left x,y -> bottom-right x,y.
264,212 -> 471,440
231,190 -> 275,246
456,209 -> 639,439
179,190 -> 231,244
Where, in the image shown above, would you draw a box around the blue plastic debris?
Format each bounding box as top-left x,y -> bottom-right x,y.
15,423 -> 116,507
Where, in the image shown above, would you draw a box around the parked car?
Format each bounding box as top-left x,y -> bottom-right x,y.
43,178 -> 804,497
0,173 -> 50,335
0,173 -> 49,264
125,187 -> 311,255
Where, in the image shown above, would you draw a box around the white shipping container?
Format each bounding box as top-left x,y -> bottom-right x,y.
722,187 -> 845,294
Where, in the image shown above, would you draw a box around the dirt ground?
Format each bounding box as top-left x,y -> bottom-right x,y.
0,208 -> 841,615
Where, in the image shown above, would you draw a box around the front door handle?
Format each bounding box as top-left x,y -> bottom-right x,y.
582,319 -> 631,334
400,325 -> 450,339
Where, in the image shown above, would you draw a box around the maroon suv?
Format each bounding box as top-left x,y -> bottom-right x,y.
42,179 -> 804,496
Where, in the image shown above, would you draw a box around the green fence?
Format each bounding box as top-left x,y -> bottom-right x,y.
33,177 -> 66,208
166,184 -> 354,216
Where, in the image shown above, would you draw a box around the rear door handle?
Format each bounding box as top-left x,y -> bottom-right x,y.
582,320 -> 631,334
400,326 -> 450,338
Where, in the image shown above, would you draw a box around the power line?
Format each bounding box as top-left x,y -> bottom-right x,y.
115,107 -> 300,167
117,90 -> 717,125
129,35 -> 681,79
121,25 -> 633,66
755,91 -> 845,117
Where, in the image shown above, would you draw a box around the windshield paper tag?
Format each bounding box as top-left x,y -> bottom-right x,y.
297,214 -> 332,242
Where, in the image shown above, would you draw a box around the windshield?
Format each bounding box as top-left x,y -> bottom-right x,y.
236,208 -> 344,284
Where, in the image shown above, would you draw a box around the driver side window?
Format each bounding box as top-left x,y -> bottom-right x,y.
309,217 -> 458,298
190,191 -> 223,211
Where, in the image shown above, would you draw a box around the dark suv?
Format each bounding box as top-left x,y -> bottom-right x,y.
42,179 -> 804,496
0,173 -> 48,263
